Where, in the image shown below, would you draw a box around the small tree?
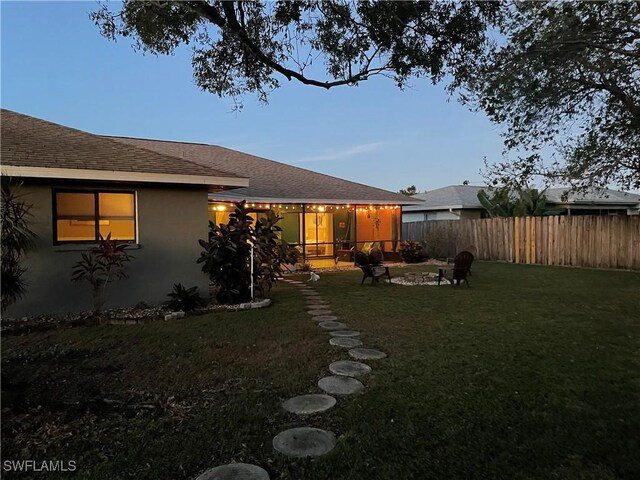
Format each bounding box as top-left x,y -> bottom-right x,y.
198,202 -> 284,304
399,185 -> 418,196
1,179 -> 36,312
71,234 -> 133,313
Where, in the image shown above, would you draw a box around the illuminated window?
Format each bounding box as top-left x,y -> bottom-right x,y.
54,190 -> 136,243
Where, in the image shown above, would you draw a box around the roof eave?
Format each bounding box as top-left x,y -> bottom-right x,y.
208,193 -> 419,205
1,165 -> 249,189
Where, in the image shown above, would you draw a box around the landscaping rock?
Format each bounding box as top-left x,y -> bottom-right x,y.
329,330 -> 361,337
195,463 -> 269,480
348,348 -> 387,360
282,394 -> 336,415
329,360 -> 372,377
329,337 -> 363,348
318,375 -> 365,395
273,427 -> 336,457
318,321 -> 348,330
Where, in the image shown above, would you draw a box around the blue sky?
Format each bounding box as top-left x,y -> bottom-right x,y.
1,1 -> 506,193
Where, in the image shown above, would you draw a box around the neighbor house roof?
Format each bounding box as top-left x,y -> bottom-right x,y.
402,185 -> 484,212
545,188 -> 640,206
1,109 -> 248,189
109,137 -> 417,205
403,185 -> 640,212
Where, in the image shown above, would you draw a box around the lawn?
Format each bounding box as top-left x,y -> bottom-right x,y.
2,262 -> 639,480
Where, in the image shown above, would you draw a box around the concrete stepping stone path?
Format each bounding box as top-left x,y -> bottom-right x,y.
329,330 -> 361,337
195,463 -> 269,480
329,337 -> 363,348
329,360 -> 372,377
273,427 -> 336,457
312,315 -> 338,322
307,309 -> 333,316
318,321 -> 348,330
282,394 -> 336,415
348,347 -> 387,360
318,375 -> 365,395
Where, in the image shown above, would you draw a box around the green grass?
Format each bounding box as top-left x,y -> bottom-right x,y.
2,262 -> 640,479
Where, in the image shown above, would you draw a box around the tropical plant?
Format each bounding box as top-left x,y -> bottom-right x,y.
166,283 -> 206,312
1,179 -> 36,312
71,234 -> 133,313
399,241 -> 427,264
477,188 -> 565,218
198,202 -> 284,304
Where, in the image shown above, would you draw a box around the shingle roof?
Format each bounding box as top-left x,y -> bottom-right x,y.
404,185 -> 640,212
1,109 -> 247,187
403,185 -> 484,211
545,188 -> 640,205
108,136 -> 416,204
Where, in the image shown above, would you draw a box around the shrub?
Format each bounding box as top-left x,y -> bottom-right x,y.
71,234 -> 133,312
166,283 -> 205,312
1,180 -> 36,312
198,202 -> 285,304
399,240 -> 427,263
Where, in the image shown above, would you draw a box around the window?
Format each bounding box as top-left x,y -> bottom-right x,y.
54,190 -> 136,243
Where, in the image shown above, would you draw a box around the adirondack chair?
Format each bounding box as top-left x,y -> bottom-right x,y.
437,251 -> 474,287
355,251 -> 391,285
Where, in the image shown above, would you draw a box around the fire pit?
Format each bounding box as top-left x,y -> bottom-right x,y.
390,271 -> 449,286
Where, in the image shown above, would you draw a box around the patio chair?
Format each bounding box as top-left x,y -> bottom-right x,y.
355,251 -> 391,285
437,250 -> 474,287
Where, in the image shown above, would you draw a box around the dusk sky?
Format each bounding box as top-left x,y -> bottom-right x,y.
1,1 -> 507,193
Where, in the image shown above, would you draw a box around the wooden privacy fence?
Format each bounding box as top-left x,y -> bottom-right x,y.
402,216 -> 640,270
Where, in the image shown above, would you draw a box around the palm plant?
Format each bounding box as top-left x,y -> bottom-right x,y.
1,179 -> 36,312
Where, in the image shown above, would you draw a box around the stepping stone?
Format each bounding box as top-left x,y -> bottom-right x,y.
330,337 -> 363,348
312,315 -> 338,322
318,321 -> 348,330
282,394 -> 336,415
308,310 -> 333,316
329,360 -> 371,377
329,330 -> 360,337
195,463 -> 269,480
306,302 -> 330,308
318,375 -> 365,395
349,347 -> 387,360
273,427 -> 336,457
289,281 -> 303,284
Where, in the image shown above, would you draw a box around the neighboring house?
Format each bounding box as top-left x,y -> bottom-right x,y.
110,137 -> 418,263
1,109 -> 248,317
402,185 -> 640,222
402,185 -> 486,222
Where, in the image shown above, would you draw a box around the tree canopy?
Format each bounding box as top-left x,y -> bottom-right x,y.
462,2 -> 640,192
91,0 -> 499,106
399,185 -> 418,196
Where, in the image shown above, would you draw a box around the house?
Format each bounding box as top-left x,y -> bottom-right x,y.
2,109 -> 417,316
1,109 -> 248,317
402,185 -> 486,222
402,185 -> 640,222
109,137 -> 417,265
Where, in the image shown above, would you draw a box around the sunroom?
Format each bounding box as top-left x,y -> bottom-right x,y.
208,199 -> 404,267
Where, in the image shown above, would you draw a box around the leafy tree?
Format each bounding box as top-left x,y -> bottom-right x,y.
463,2 -> 640,192
477,187 -> 564,218
91,1 -> 499,107
1,179 -> 36,312
399,185 -> 418,196
198,202 -> 284,304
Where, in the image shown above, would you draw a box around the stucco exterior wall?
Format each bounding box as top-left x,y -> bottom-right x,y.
6,182 -> 209,317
